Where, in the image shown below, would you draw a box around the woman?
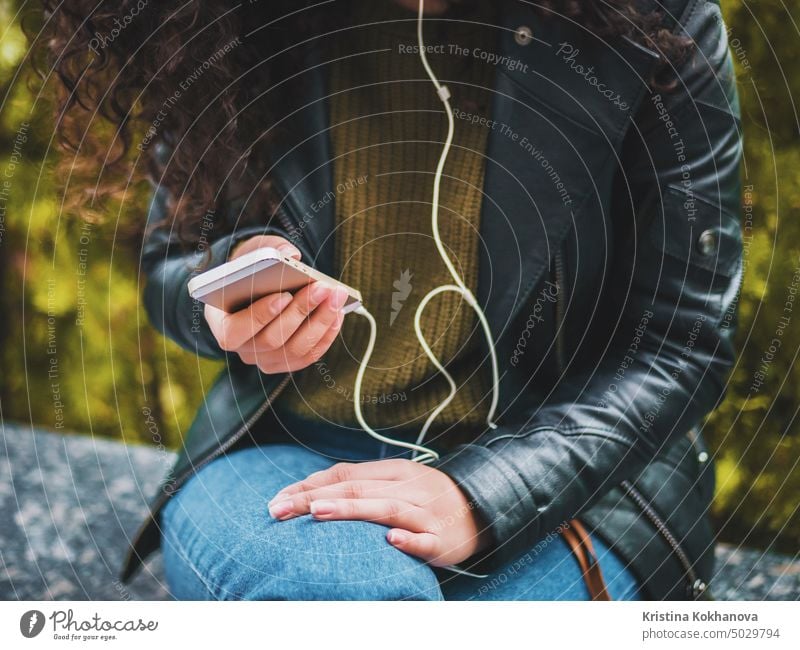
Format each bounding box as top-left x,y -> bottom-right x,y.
42,0 -> 742,600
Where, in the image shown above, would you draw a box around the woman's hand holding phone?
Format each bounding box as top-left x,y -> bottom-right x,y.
204,235 -> 349,373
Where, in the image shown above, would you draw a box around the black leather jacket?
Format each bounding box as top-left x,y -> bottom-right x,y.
121,0 -> 743,600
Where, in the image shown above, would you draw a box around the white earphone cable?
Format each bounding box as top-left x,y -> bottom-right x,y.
352,305 -> 440,464
352,0 -> 500,465
349,0 -> 495,578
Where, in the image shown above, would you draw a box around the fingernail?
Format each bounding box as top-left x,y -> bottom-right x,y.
278,244 -> 301,259
329,287 -> 349,311
268,491 -> 289,506
310,500 -> 336,516
387,530 -> 409,544
268,500 -> 293,519
311,282 -> 332,303
273,293 -> 293,312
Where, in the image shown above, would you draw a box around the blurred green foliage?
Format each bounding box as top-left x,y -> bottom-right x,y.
0,1 -> 221,450
0,1 -> 797,553
705,0 -> 800,554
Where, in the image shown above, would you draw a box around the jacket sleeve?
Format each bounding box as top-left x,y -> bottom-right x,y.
140,184 -> 300,359
433,1 -> 743,569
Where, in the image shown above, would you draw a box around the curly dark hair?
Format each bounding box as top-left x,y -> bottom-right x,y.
32,0 -> 692,245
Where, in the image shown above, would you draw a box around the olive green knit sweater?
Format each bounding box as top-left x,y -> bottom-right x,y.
280,2 -> 496,438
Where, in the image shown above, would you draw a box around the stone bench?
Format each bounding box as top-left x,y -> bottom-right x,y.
1,424 -> 797,600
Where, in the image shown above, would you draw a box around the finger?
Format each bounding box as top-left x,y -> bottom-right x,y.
204,303 -> 227,336
386,530 -> 442,563
245,307 -> 342,356
283,288 -> 348,358
231,235 -> 302,261
268,480 -> 406,517
301,310 -> 344,361
251,312 -> 343,373
214,292 -> 293,352
273,460 -> 420,499
236,347 -> 257,365
251,282 -> 333,351
308,499 -> 435,532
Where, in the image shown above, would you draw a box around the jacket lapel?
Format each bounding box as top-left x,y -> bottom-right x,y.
268,47 -> 337,276
477,3 -> 660,337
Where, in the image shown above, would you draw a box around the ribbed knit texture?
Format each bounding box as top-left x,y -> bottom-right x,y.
279,1 -> 496,440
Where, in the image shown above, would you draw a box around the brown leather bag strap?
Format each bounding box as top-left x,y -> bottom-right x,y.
562,519 -> 612,601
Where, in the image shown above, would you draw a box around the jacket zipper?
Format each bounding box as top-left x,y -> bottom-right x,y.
553,247 -> 705,597
163,375 -> 291,501
620,479 -> 710,600
168,187 -> 303,493
274,203 -> 297,241
553,251 -> 566,375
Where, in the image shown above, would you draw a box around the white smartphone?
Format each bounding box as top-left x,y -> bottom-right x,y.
187,247 -> 363,314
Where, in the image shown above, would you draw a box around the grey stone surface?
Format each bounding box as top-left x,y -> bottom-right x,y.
1,424 -> 173,600
1,423 -> 798,600
712,543 -> 800,600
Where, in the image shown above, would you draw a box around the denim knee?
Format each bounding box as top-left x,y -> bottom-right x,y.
163,504 -> 442,600
160,449 -> 443,601
225,517 -> 442,600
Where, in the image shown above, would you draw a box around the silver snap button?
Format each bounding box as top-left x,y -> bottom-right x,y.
697,229 -> 717,256
514,25 -> 533,46
697,451 -> 709,464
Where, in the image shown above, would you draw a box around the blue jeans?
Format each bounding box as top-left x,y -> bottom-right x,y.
160,412 -> 641,600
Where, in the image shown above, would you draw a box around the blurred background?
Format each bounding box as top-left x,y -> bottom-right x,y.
0,0 -> 797,561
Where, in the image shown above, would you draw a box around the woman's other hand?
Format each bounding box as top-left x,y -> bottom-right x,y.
204,235 -> 348,373
268,459 -> 489,567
